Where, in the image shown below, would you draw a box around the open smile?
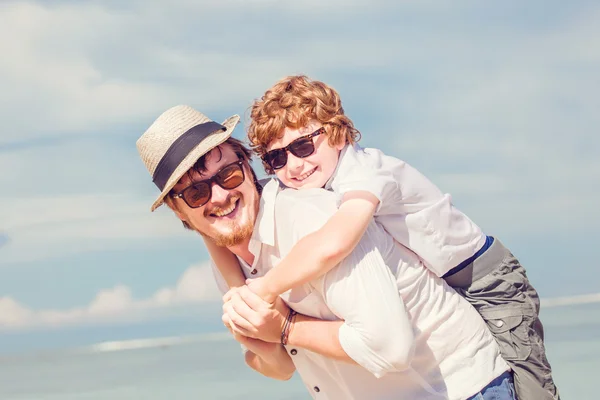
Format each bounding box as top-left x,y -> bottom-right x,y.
210,198 -> 241,219
292,167 -> 317,182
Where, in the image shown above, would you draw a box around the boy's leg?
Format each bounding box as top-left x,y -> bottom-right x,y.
454,239 -> 560,400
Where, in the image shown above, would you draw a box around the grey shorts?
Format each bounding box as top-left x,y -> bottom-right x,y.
446,238 -> 560,400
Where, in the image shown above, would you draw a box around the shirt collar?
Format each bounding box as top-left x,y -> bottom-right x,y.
249,177 -> 281,253
324,143 -> 358,190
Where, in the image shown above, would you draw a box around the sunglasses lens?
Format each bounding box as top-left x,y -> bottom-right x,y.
289,138 -> 315,158
183,183 -> 211,208
216,163 -> 245,189
265,150 -> 287,170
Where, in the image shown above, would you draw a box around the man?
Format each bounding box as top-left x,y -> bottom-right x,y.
137,105 -> 514,399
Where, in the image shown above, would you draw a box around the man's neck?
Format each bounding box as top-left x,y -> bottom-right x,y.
228,239 -> 254,266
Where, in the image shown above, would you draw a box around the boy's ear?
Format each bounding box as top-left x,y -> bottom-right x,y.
335,139 -> 347,151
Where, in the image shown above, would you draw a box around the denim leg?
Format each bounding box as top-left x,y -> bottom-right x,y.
467,372 -> 517,400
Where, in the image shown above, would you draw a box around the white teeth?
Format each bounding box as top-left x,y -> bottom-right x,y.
213,200 -> 237,217
296,169 -> 315,181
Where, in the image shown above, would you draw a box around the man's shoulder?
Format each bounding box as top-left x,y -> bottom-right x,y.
276,187 -> 338,215
271,188 -> 339,242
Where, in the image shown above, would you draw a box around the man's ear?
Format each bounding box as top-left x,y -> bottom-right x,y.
164,197 -> 186,221
173,208 -> 187,222
168,201 -> 194,231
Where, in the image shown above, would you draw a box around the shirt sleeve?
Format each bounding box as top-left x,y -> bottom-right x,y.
313,223 -> 416,378
210,261 -> 230,297
332,150 -> 399,214
334,146 -> 486,277
211,261 -> 248,355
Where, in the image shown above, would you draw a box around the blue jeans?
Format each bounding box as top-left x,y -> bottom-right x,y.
467,372 -> 516,400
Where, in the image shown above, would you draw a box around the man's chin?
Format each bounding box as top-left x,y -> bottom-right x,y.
211,223 -> 254,248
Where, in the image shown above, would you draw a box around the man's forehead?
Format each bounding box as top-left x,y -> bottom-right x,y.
175,146 -> 237,187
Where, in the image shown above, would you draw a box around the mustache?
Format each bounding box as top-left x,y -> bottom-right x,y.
205,194 -> 241,217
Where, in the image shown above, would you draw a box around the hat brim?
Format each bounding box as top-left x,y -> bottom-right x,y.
150,114 -> 240,212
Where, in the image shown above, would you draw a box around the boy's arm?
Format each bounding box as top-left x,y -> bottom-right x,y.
252,191 -> 379,302
203,236 -> 246,289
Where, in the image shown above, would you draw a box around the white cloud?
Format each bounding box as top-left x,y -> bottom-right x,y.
0,192 -> 190,263
0,262 -> 220,331
0,257 -> 596,331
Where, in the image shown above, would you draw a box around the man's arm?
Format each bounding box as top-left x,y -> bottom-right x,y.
224,287 -> 356,364
235,334 -> 295,381
224,230 -> 415,377
214,263 -> 296,379
315,230 -> 415,378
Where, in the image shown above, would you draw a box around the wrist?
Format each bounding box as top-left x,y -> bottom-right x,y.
260,275 -> 280,301
280,309 -> 298,346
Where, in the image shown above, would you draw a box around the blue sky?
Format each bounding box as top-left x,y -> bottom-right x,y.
0,0 -> 599,346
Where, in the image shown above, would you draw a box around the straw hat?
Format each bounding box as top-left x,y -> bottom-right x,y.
137,105 -> 240,211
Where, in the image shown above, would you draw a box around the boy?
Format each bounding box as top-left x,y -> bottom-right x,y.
210,75 -> 559,400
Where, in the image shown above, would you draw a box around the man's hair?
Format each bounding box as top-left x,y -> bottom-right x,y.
183,136 -> 252,178
164,137 -> 261,230
247,75 -> 361,173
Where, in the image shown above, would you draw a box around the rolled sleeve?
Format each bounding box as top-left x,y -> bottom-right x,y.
315,225 -> 415,378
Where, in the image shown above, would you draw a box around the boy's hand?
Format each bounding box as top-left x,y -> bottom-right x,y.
222,286 -> 290,344
246,277 -> 277,304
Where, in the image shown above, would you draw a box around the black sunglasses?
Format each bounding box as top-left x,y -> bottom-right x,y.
170,159 -> 245,208
261,127 -> 325,171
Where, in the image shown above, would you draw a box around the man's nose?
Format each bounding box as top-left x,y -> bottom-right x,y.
210,182 -> 231,204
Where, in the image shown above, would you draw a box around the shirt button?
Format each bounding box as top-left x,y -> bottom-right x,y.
313,386 -> 320,393
290,349 -> 297,355
250,269 -> 258,275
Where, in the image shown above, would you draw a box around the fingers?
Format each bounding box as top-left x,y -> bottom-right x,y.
237,285 -> 271,311
231,292 -> 262,326
223,296 -> 258,336
223,286 -> 241,303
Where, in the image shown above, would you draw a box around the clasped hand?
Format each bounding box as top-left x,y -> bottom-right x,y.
222,284 -> 290,344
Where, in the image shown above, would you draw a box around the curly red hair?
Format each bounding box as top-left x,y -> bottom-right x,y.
247,75 -> 361,173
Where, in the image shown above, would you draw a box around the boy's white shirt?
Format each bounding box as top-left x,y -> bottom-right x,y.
212,179 -> 509,400
326,143 -> 487,278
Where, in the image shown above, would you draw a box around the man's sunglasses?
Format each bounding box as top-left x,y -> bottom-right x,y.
170,159 -> 245,208
261,127 -> 325,171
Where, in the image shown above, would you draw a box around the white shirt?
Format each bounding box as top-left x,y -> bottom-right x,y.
212,179 -> 509,400
326,144 -> 487,277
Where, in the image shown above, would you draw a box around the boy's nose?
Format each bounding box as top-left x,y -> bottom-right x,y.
286,153 -> 305,173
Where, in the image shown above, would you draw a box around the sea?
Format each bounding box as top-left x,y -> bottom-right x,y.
0,302 -> 597,399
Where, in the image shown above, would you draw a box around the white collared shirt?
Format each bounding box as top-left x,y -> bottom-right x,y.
212,179 -> 508,400
326,144 -> 487,277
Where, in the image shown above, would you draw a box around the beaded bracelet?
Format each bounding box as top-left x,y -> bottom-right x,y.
281,309 -> 298,346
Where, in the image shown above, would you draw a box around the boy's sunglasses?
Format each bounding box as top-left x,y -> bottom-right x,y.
170,159 -> 245,208
262,127 -> 325,171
